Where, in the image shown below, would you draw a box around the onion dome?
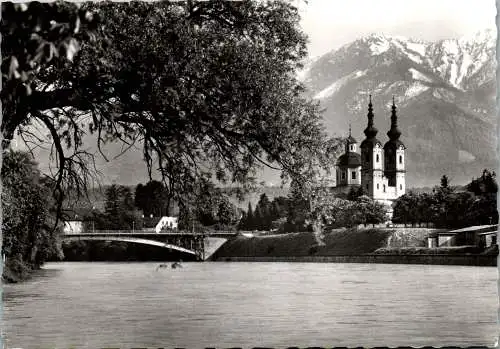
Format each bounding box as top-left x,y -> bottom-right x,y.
384,97 -> 405,149
347,135 -> 357,143
336,152 -> 362,168
360,95 -> 382,148
345,123 -> 357,151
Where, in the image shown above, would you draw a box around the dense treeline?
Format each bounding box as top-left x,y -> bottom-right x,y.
238,187 -> 387,233
83,184 -> 143,230
177,183 -> 241,231
393,171 -> 498,228
77,180 -> 241,232
2,151 -> 63,281
239,194 -> 289,231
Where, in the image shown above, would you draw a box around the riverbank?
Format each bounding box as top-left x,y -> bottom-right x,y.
210,228 -> 498,266
215,254 -> 497,266
2,257 -> 41,283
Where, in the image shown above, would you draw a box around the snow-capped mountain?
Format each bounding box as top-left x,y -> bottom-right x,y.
301,29 -> 497,187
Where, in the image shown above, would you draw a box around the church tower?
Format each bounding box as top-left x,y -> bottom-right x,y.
383,97 -> 406,196
335,124 -> 362,188
360,95 -> 384,198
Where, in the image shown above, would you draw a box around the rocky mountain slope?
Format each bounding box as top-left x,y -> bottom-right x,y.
300,29 -> 497,187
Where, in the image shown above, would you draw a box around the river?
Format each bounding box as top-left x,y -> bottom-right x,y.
2,262 -> 498,348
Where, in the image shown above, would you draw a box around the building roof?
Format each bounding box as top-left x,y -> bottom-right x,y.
336,152 -> 362,167
360,138 -> 382,149
383,139 -> 405,150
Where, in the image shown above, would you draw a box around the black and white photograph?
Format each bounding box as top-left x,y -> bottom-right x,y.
1,0 -> 498,348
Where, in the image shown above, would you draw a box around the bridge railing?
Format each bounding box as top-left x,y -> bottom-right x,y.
64,229 -> 238,236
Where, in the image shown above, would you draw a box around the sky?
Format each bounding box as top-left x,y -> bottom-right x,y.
296,0 -> 496,58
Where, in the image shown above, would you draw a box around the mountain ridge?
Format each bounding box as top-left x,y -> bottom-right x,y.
300,29 -> 497,188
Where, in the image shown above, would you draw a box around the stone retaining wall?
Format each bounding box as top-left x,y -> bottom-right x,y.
214,254 -> 497,266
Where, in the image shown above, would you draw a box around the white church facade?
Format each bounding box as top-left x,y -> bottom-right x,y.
334,95 -> 406,207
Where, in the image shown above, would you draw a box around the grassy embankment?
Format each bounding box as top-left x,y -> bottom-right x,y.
211,227 -> 498,261
211,228 -> 393,259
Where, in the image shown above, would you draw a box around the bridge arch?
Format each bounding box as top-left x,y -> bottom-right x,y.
63,236 -> 197,256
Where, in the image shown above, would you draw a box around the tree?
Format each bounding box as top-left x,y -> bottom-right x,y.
2,151 -> 62,279
1,2 -> 98,263
440,175 -> 449,189
393,194 -> 411,225
134,180 -> 169,217
286,178 -> 311,232
238,202 -> 252,230
358,196 -> 387,226
2,2 -> 98,140
466,169 -> 498,197
3,1 -> 338,225
347,186 -> 364,201
98,184 -> 141,230
243,202 -> 255,230
393,192 -> 425,226
104,185 -> 121,221
255,193 -> 272,229
216,199 -> 239,227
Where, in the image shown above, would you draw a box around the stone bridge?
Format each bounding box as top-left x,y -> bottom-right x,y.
62,230 -> 238,260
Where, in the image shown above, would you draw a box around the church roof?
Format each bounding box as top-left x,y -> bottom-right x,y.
383,139 -> 405,149
347,135 -> 357,143
385,97 -> 404,149
360,138 -> 382,149
361,95 -> 381,149
337,152 -> 362,167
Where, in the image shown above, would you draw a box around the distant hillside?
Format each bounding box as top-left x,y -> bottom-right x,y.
223,186 -> 289,210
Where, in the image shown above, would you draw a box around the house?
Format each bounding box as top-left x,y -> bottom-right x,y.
63,220 -> 84,234
155,216 -> 179,233
427,225 -> 498,248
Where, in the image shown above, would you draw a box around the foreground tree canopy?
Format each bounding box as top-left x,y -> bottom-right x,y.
2,1 -> 340,217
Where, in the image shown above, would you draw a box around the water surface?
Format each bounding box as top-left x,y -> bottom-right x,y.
2,262 -> 498,348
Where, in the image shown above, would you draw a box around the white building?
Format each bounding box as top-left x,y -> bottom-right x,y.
155,216 -> 179,233
335,95 -> 406,214
63,220 -> 84,234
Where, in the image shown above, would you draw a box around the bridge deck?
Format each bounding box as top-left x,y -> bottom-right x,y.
63,231 -> 239,238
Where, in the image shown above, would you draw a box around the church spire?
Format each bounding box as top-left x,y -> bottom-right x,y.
387,96 -> 402,140
363,94 -> 378,139
345,122 -> 357,152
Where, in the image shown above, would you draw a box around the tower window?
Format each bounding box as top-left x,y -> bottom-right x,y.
400,184 -> 402,190
376,183 -> 379,190
376,154 -> 379,162
351,171 -> 356,180
383,185 -> 386,192
366,184 -> 369,190
342,172 -> 346,180
399,155 -> 403,164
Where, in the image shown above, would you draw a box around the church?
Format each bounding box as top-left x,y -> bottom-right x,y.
334,95 -> 406,208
